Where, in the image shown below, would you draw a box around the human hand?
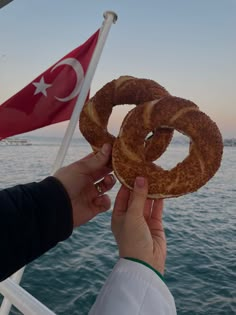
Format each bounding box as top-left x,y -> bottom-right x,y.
54,143 -> 116,228
112,177 -> 166,275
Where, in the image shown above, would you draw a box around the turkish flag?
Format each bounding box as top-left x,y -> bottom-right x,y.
0,29 -> 99,140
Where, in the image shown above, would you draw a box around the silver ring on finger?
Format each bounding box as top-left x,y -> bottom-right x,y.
95,182 -> 103,194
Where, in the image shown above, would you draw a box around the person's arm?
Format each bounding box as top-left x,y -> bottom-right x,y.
89,258 -> 176,315
0,176 -> 73,281
0,143 -> 115,281
90,177 -> 176,314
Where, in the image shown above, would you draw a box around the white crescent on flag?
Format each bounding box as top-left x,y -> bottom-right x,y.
0,28 -> 99,140
51,57 -> 84,102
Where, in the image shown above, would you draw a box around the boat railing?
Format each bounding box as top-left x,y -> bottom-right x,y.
0,276 -> 56,315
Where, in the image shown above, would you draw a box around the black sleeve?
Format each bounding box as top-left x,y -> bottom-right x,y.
0,176 -> 73,281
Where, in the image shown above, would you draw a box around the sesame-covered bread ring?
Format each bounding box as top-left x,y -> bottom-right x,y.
112,96 -> 223,198
79,75 -> 173,161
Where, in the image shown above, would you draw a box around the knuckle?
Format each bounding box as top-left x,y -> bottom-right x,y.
94,152 -> 104,163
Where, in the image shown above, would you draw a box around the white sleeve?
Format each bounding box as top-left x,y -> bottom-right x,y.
89,258 -> 176,315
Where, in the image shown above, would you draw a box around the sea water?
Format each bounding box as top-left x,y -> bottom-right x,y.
0,137 -> 235,315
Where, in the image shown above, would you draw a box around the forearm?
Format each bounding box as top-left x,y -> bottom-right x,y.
89,258 -> 176,315
0,177 -> 73,281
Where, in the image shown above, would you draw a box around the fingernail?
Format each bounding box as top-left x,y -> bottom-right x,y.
102,143 -> 111,155
109,174 -> 116,184
135,177 -> 145,188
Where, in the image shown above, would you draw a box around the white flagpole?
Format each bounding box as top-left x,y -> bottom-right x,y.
51,10 -> 118,174
0,11 -> 118,315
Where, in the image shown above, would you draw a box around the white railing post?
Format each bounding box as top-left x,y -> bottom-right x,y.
0,278 -> 56,315
0,268 -> 24,314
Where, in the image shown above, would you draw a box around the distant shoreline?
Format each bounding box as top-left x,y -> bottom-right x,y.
223,138 -> 236,147
2,135 -> 236,147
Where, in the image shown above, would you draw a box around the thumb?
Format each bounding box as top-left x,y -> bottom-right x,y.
128,177 -> 148,216
82,143 -> 112,174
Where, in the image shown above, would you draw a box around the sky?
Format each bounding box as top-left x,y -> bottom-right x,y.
0,0 -> 235,139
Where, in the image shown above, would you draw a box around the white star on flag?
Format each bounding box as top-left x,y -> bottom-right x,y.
33,76 -> 52,96
0,28 -> 100,140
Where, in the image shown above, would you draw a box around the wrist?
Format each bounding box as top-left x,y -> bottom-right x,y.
123,257 -> 165,282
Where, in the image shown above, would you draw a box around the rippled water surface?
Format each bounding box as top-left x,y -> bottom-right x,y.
0,137 -> 235,315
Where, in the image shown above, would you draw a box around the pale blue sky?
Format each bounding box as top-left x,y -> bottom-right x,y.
0,0 -> 235,138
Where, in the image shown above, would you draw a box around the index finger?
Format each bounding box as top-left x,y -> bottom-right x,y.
113,185 -> 130,217
80,151 -> 112,181
150,199 -> 164,221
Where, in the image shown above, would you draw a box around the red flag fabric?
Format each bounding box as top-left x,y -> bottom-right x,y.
0,29 -> 100,140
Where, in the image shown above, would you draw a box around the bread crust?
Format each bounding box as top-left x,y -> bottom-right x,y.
79,76 -> 173,160
113,96 -> 223,198
80,76 -> 223,198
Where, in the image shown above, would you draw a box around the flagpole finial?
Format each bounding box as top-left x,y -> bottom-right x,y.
103,11 -> 118,23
